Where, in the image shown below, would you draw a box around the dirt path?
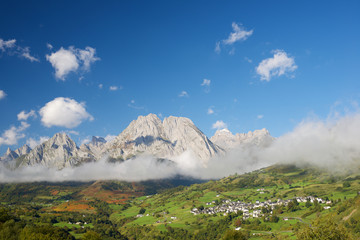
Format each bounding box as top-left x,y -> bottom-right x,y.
343,209 -> 357,221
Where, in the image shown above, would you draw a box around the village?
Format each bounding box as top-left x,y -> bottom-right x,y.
190,194 -> 332,220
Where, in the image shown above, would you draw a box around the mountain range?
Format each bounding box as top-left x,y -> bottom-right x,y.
0,114 -> 273,170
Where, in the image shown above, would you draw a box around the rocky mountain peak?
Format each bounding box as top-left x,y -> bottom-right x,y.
5,147 -> 12,156
104,114 -> 222,165
211,128 -> 274,149
210,129 -> 238,149
118,113 -> 164,141
1,145 -> 31,162
19,132 -> 91,169
14,144 -> 31,156
47,132 -> 77,150
91,136 -> 106,145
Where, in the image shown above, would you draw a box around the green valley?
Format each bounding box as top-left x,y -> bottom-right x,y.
1,164 -> 360,239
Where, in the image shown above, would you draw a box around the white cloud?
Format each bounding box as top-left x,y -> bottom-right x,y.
109,86 -> 118,91
0,90 -> 6,100
21,47 -> 39,62
201,79 -> 211,86
46,43 -> 53,50
0,38 -> 38,62
105,134 -> 117,142
0,122 -> 30,146
212,120 -> 227,129
207,107 -> 214,115
17,110 -> 36,121
257,115 -> 264,119
215,23 -> 253,54
39,97 -> 93,128
98,84 -> 103,89
179,91 -> 189,97
223,22 -> 253,45
46,46 -> 99,80
77,47 -> 99,71
46,47 -> 79,80
256,50 -> 297,81
0,39 -> 16,51
26,136 -> 49,149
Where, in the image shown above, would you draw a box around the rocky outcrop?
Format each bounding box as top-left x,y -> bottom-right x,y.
103,114 -> 223,165
80,136 -> 107,160
0,145 -> 31,162
211,128 -> 274,150
20,133 -> 94,169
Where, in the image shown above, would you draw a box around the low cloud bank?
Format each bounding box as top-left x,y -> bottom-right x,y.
1,113 -> 360,182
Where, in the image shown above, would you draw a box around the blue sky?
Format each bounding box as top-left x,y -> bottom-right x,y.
0,0 -> 359,154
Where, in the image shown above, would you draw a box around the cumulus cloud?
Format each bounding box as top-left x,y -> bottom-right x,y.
109,86 -> 118,91
46,46 -> 99,80
212,120 -> 227,129
0,122 -> 30,147
17,110 -> 36,121
256,50 -> 297,81
39,97 -> 93,128
46,47 -> 79,80
26,136 -> 49,149
0,38 -> 38,62
98,84 -> 103,89
0,90 -> 6,100
77,47 -> 99,71
179,91 -> 189,97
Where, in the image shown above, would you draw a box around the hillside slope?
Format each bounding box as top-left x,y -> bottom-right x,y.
1,164 -> 360,239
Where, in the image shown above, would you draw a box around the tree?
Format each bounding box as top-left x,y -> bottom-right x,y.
234,219 -> 242,227
305,199 -> 312,208
222,229 -> 249,240
139,208 -> 146,214
297,219 -> 352,239
82,230 -> 102,240
287,199 -> 300,212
